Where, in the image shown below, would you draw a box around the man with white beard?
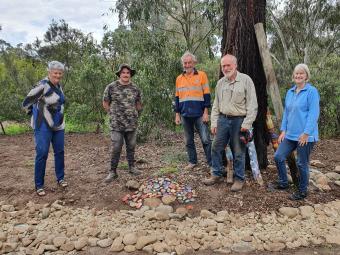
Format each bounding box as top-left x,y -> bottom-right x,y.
203,54 -> 258,192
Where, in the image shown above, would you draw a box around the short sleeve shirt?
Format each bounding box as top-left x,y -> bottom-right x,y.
103,80 -> 142,131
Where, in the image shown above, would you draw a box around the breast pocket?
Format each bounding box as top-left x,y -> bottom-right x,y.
232,91 -> 245,104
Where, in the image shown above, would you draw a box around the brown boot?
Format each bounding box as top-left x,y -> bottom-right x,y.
226,162 -> 233,184
203,175 -> 223,185
231,180 -> 244,192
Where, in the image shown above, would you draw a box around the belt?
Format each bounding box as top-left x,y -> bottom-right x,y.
220,114 -> 245,119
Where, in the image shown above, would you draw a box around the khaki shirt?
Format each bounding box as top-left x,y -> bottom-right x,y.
211,71 -> 258,129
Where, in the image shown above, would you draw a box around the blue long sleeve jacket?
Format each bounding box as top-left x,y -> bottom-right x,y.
281,83 -> 320,142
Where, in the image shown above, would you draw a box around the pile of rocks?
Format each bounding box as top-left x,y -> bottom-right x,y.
268,162 -> 340,191
123,177 -> 197,209
309,162 -> 340,191
1,196 -> 340,254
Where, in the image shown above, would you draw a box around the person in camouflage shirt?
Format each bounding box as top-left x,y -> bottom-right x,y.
102,64 -> 143,182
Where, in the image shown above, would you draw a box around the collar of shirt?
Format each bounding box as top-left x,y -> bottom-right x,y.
116,80 -> 132,86
288,82 -> 311,92
182,68 -> 199,75
223,71 -> 241,86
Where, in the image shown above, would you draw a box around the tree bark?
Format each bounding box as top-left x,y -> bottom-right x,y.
0,121 -> 5,135
221,0 -> 268,169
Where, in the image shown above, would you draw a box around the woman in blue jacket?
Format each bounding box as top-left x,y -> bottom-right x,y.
273,64 -> 320,200
23,61 -> 67,196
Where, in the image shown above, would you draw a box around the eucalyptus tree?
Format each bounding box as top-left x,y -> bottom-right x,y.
268,0 -> 340,68
221,0 -> 268,168
114,0 -> 222,55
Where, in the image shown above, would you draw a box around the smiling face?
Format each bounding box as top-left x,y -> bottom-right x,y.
48,69 -> 64,85
182,56 -> 195,74
293,68 -> 308,86
221,55 -> 237,80
119,68 -> 132,84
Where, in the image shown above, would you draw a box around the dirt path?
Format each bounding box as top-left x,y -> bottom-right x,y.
0,132 -> 339,215
1,132 -> 340,254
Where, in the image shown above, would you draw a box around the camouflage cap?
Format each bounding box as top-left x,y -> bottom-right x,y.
115,64 -> 136,77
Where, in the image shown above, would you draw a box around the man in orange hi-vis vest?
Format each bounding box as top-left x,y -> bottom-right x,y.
174,51 -> 212,170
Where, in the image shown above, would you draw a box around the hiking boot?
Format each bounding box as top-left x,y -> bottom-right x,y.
289,191 -> 307,201
267,182 -> 289,192
203,175 -> 223,185
184,163 -> 197,170
104,171 -> 118,183
226,165 -> 233,184
231,180 -> 244,192
129,167 -> 141,176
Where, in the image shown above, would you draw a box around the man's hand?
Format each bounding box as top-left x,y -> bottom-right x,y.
136,101 -> 143,112
240,127 -> 248,132
202,112 -> 209,123
211,127 -> 217,135
298,133 -> 309,146
175,113 -> 181,125
102,101 -> 110,113
278,131 -> 286,144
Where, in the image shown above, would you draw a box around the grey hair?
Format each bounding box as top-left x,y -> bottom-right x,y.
181,51 -> 197,63
292,63 -> 311,81
222,54 -> 238,66
48,61 -> 65,71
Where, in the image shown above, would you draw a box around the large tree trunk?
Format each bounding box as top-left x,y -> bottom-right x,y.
221,0 -> 268,169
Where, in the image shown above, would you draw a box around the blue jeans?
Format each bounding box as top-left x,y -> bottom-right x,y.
34,129 -> 65,189
274,138 -> 314,193
182,116 -> 212,166
211,115 -> 246,181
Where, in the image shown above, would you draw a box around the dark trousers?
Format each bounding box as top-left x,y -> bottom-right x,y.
110,130 -> 137,171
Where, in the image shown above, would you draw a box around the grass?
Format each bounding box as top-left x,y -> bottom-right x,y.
1,123 -> 31,135
1,122 -> 100,135
65,122 -> 97,133
155,166 -> 179,176
118,162 -> 129,170
161,149 -> 187,165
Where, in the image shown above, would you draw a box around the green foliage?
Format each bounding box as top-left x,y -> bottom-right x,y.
161,149 -> 187,165
196,58 -> 220,90
64,121 -> 97,133
268,0 -> 340,137
103,24 -> 184,141
118,162 -> 129,170
0,48 -> 45,122
1,6 -> 338,139
311,55 -> 340,137
1,123 -> 31,135
115,0 -> 223,54
156,166 -> 179,176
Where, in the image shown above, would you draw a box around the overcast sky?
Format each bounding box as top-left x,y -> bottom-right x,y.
0,0 -> 119,46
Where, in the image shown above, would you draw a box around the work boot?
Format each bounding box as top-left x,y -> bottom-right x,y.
289,191 -> 307,200
129,167 -> 141,176
226,165 -> 233,184
184,163 -> 197,170
231,180 -> 244,192
104,170 -> 118,183
203,175 -> 223,185
267,182 -> 289,191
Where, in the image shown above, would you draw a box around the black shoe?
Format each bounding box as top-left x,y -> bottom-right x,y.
267,182 -> 289,191
129,167 -> 141,176
104,171 -> 118,183
289,192 -> 307,200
